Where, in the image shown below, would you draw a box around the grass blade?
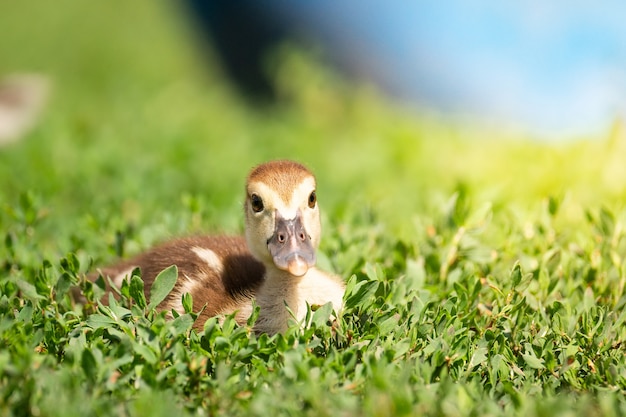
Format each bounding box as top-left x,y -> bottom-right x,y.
147,265 -> 178,310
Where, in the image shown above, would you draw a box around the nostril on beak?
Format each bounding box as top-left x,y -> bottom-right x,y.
298,232 -> 306,241
278,233 -> 286,243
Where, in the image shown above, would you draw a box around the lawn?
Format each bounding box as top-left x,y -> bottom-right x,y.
2,1 -> 626,416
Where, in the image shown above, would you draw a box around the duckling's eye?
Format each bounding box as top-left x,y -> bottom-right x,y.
308,191 -> 317,208
250,194 -> 264,213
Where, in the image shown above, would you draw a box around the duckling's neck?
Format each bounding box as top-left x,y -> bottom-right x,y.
253,266 -> 344,335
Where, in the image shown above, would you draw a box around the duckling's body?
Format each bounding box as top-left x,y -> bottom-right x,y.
89,160 -> 345,334
253,266 -> 345,334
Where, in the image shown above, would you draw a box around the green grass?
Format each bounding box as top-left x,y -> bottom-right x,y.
2,1 -> 626,416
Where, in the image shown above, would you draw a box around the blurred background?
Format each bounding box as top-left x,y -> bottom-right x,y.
1,0 -> 626,257
187,0 -> 626,137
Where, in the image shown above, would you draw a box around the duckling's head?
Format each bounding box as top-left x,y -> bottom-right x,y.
244,160 -> 321,277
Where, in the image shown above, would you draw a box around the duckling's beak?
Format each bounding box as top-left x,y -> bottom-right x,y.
267,210 -> 316,277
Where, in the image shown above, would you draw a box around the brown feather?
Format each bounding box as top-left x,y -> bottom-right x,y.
91,236 -> 265,328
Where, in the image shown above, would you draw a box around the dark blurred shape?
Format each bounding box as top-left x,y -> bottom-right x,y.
186,1 -> 289,100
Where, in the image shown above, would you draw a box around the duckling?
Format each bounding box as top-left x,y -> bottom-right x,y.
88,160 -> 345,334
